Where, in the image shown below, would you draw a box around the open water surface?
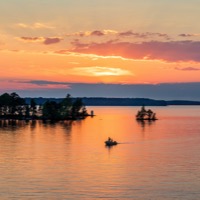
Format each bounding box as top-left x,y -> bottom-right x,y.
0,106 -> 200,199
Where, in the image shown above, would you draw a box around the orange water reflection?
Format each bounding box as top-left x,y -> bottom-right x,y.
0,106 -> 200,199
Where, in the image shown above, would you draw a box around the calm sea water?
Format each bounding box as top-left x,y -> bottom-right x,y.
1,106 -> 200,200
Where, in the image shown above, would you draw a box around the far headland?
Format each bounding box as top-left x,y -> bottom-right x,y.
25,97 -> 200,106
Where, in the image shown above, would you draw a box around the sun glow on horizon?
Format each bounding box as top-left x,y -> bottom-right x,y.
70,66 -> 133,77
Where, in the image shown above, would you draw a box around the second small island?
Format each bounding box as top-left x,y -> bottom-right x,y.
136,106 -> 157,121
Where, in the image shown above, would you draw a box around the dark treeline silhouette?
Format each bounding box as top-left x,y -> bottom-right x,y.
0,93 -> 88,121
25,97 -> 200,106
42,94 -> 88,120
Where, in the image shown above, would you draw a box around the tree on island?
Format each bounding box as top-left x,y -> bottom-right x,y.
42,94 -> 88,121
71,98 -> 86,118
60,93 -> 73,118
136,105 -> 157,121
0,92 -> 25,119
42,100 -> 61,121
0,92 -> 88,121
30,99 -> 37,119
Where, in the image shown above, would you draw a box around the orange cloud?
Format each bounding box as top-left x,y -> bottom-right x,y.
15,22 -> 55,29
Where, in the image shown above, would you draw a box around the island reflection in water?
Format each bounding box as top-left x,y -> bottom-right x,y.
0,106 -> 200,199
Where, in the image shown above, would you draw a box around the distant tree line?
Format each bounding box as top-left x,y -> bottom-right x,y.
0,92 -> 88,121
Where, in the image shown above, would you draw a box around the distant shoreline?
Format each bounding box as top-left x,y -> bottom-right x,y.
25,97 -> 200,106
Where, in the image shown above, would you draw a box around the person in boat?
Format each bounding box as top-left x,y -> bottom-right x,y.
108,137 -> 113,142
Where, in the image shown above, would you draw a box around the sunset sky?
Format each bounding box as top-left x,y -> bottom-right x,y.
1,0 -> 200,99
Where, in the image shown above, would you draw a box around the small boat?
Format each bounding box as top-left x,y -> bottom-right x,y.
105,137 -> 118,146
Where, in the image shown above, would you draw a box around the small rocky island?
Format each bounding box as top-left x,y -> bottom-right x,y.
136,106 -> 157,121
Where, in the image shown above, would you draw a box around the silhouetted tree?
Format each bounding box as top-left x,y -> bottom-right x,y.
42,95 -> 88,120
30,99 -> 37,119
42,101 -> 61,121
71,98 -> 84,118
25,105 -> 30,119
0,92 -> 25,119
60,94 -> 73,119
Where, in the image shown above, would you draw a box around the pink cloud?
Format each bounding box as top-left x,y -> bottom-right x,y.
19,37 -> 62,45
90,30 -> 105,36
4,80 -> 71,90
20,37 -> 44,42
118,31 -> 169,39
175,67 -> 200,71
179,34 -> 198,37
68,40 -> 200,62
66,30 -> 170,40
43,37 -> 62,45
67,30 -> 116,37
